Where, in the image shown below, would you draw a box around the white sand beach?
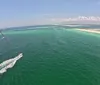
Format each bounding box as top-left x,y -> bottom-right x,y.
76,29 -> 100,34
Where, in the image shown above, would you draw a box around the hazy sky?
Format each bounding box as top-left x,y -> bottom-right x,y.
0,0 -> 100,28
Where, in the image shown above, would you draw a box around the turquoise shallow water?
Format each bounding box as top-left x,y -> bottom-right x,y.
0,28 -> 100,85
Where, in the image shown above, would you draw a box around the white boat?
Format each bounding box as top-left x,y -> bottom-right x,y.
0,53 -> 23,74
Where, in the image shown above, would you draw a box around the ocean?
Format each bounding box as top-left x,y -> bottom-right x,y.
0,27 -> 100,85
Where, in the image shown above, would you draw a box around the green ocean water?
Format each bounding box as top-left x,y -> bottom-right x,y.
0,28 -> 100,85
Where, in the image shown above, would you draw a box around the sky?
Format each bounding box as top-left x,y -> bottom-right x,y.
0,0 -> 100,28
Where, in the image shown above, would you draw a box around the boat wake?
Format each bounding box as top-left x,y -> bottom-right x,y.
0,53 -> 23,74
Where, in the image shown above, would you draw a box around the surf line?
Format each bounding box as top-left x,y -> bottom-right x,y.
0,53 -> 23,74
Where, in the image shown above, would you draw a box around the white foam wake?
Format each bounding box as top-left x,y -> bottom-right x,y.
0,53 -> 23,74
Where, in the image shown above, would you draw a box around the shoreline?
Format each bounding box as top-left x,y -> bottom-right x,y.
76,29 -> 100,34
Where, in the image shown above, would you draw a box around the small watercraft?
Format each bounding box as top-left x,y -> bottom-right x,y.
0,53 -> 23,74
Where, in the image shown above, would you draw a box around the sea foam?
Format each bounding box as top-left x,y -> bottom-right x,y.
0,53 -> 23,74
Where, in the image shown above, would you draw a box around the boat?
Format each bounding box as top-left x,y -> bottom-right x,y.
0,53 -> 23,74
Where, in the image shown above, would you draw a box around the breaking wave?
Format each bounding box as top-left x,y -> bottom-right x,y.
0,53 -> 23,74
